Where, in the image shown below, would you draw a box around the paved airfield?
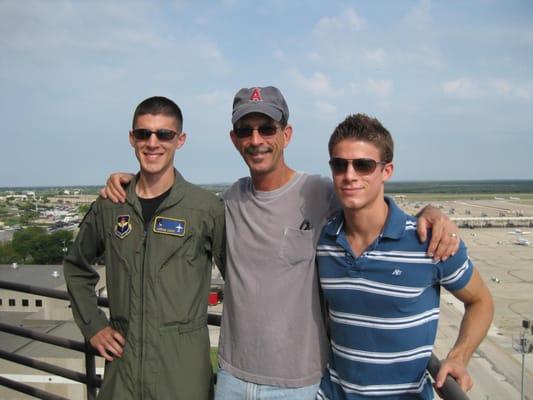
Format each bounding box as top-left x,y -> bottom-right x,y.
399,197 -> 533,400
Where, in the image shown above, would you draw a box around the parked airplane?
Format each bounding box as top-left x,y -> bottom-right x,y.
515,238 -> 530,246
508,229 -> 531,235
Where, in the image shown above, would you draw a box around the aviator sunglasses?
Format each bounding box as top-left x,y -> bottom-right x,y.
233,125 -> 280,139
131,128 -> 178,141
329,157 -> 387,175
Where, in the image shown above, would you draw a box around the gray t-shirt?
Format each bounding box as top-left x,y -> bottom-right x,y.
218,172 -> 338,387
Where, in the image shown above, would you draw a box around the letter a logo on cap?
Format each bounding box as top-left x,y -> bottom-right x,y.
249,87 -> 263,102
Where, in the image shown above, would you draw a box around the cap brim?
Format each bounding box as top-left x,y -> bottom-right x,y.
232,104 -> 283,124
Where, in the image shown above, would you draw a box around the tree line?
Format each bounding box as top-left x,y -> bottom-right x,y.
0,227 -> 74,265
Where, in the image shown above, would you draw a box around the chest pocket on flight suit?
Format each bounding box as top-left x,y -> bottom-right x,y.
155,225 -> 206,330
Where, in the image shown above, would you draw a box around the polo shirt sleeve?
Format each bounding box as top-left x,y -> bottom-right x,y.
436,240 -> 474,292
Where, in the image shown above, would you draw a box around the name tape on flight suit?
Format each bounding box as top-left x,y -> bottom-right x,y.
153,216 -> 186,237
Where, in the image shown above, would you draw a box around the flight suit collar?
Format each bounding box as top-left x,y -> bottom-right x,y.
125,169 -> 187,221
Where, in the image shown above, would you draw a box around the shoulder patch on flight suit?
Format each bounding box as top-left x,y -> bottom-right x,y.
115,215 -> 132,239
153,216 -> 186,237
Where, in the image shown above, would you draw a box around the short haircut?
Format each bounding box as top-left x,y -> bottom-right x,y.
328,114 -> 394,162
132,96 -> 183,131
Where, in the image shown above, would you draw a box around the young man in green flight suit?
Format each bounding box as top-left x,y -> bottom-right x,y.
64,96 -> 225,399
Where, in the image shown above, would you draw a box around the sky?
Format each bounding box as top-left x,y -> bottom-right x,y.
1,0 -> 532,187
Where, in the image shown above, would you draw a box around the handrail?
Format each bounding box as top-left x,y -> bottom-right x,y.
427,353 -> 470,400
0,376 -> 69,400
0,280 -> 102,400
0,279 -> 109,307
0,321 -> 102,387
0,348 -> 96,386
1,279 -> 469,400
0,321 -> 92,354
0,279 -> 222,399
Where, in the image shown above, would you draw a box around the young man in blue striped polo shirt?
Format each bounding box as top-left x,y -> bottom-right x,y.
316,114 -> 494,400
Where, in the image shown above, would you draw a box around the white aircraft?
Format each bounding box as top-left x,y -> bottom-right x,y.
515,238 -> 530,246
508,229 -> 531,235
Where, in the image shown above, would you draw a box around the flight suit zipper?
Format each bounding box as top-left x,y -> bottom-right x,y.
138,228 -> 148,400
138,202 -> 175,399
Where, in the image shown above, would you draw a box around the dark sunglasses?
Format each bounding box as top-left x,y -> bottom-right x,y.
233,125 -> 279,139
131,128 -> 178,141
329,157 -> 387,175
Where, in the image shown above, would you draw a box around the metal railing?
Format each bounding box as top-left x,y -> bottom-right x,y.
0,280 -> 468,399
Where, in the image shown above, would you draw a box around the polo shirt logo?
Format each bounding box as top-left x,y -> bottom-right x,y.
392,268 -> 403,276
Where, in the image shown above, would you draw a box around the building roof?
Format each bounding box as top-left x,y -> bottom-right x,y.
0,264 -> 83,290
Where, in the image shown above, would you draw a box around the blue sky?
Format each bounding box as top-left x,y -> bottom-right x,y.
1,0 -> 532,186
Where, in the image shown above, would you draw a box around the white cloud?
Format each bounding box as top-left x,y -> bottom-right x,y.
442,78 -> 481,98
196,91 -> 231,106
403,0 -> 432,30
364,48 -> 387,67
0,1 -> 231,78
0,2 -> 162,51
292,71 -> 337,98
490,79 -> 513,95
444,78 -> 533,100
313,7 -> 367,38
274,48 -> 286,61
392,45 -> 443,70
514,87 -> 531,100
489,79 -> 532,100
315,101 -> 337,119
365,79 -> 393,98
220,0 -> 238,6
306,51 -> 321,62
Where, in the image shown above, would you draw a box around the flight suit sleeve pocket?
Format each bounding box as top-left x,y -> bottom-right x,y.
279,227 -> 315,266
106,239 -> 132,320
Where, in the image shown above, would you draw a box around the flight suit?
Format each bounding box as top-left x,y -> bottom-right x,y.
64,171 -> 225,400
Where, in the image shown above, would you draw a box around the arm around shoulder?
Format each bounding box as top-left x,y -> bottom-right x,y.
416,204 -> 460,261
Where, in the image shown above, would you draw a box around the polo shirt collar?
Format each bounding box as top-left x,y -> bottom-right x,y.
323,210 -> 345,238
323,196 -> 406,241
381,196 -> 407,240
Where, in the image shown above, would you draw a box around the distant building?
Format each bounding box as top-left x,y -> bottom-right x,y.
0,264 -> 107,399
6,195 -> 28,202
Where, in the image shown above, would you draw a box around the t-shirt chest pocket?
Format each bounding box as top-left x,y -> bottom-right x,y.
279,227 -> 315,267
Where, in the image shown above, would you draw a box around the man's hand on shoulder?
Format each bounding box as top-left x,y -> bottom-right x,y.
90,326 -> 126,362
416,205 -> 460,261
99,173 -> 134,203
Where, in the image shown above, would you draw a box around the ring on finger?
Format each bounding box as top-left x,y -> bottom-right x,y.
448,233 -> 457,238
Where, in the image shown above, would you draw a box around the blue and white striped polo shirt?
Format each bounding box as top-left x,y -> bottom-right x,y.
316,198 -> 473,400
